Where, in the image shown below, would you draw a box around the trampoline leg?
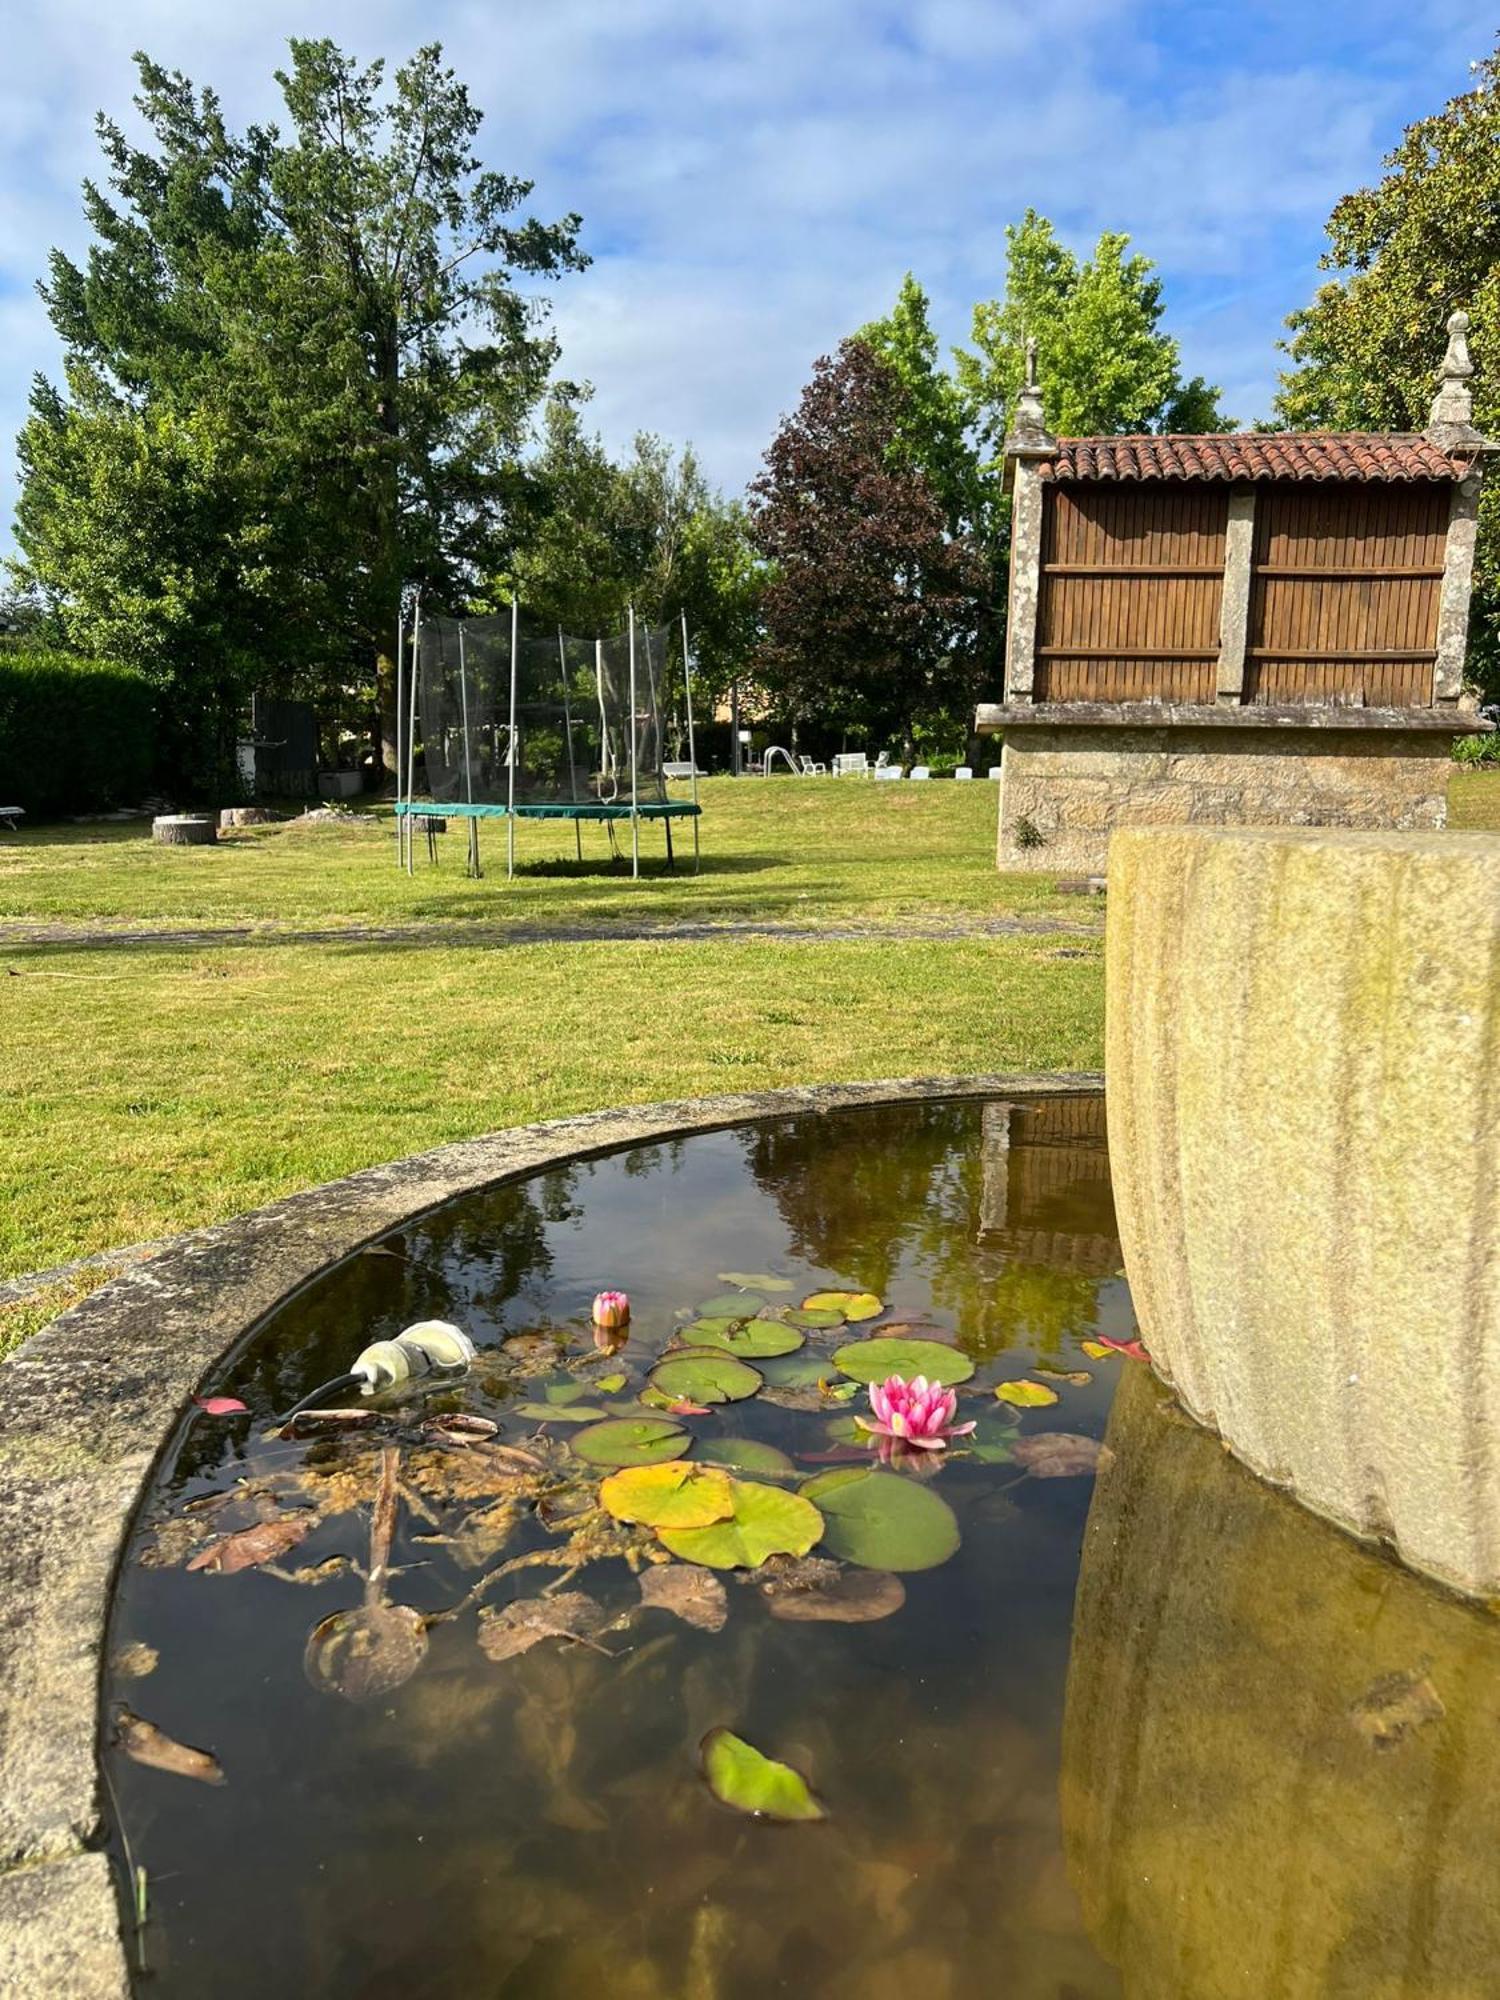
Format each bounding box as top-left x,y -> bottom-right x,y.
426,822 -> 439,866
468,819 -> 482,880
665,816 -> 675,869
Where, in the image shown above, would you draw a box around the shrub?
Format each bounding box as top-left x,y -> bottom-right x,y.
0,649 -> 156,818
1452,731 -> 1500,766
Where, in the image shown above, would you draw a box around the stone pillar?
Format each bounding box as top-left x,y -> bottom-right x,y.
1106,822 -> 1500,1597
1003,461 -> 1046,701
1215,487 -> 1255,704
1434,470 -> 1482,702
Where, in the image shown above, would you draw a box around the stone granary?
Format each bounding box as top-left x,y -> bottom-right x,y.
977,314 -> 1496,873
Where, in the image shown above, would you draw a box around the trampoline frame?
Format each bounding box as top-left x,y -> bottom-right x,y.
394,599 -> 702,883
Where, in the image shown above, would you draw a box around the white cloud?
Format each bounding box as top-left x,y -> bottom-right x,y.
1,0 -> 1491,556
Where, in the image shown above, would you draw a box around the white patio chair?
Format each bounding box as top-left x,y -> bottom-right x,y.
797,754 -> 827,777
833,752 -> 870,777
873,751 -> 891,771
953,767 -> 973,781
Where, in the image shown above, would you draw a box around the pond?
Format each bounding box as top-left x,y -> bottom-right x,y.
103,1095 -> 1500,1998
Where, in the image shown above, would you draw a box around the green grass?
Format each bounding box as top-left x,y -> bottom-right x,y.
0,777 -> 1067,930
4,767 -> 1494,1291
0,778 -> 1102,1279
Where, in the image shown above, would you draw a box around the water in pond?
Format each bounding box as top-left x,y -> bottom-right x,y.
104,1096 -> 1500,1999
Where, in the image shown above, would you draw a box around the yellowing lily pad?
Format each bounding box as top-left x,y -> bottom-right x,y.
832,1337 -> 975,1386
650,1353 -> 762,1405
995,1380 -> 1059,1408
695,1437 -> 797,1477
804,1290 -> 883,1322
700,1728 -> 825,1822
599,1461 -> 735,1528
1081,1341 -> 1116,1361
660,1479 -> 823,1569
595,1372 -> 628,1393
685,1319 -> 805,1360
571,1416 -> 690,1467
800,1466 -> 960,1572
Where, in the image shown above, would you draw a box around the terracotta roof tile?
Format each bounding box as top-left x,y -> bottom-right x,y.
1040,434 -> 1468,483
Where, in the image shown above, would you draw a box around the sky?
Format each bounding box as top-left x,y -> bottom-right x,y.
0,0 -> 1489,555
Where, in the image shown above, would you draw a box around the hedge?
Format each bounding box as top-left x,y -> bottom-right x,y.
0,648 -> 156,819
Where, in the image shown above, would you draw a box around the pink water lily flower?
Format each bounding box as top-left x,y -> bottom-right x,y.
592,1289 -> 631,1332
856,1374 -> 976,1452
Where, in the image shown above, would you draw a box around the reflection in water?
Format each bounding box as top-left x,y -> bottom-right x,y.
1063,1364 -> 1500,2000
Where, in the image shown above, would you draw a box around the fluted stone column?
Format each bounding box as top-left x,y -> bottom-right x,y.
1106,823 -> 1500,1595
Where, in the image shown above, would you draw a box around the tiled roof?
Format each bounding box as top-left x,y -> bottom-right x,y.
1041,434 -> 1470,483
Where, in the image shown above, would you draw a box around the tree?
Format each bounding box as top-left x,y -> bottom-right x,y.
1275,42 -> 1500,697
749,338 -> 985,757
957,210 -> 1228,455
505,399 -> 763,713
862,273 -> 1004,692
12,42 -> 585,793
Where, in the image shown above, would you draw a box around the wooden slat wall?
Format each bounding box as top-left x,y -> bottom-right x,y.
1035,486 -> 1226,702
1245,482 -> 1448,706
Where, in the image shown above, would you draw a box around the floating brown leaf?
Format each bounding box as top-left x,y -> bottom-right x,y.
760,1565 -> 906,1624
1034,1366 -> 1092,1386
1349,1670 -> 1446,1749
1011,1433 -> 1110,1479
111,1642 -> 158,1681
477,1591 -> 610,1663
638,1563 -> 729,1632
187,1512 -> 316,1574
116,1708 -> 224,1786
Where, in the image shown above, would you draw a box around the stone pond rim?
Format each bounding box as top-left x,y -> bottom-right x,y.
0,1070 -> 1102,1997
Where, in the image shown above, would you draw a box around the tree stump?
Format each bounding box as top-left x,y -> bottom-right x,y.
152,815 -> 218,847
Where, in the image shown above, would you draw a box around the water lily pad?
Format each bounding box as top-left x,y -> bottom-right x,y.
600,1461 -> 735,1528
832,1338 -> 975,1387
1080,1341 -> 1116,1361
595,1372 -> 628,1394
995,1380 -> 1058,1408
660,1479 -> 824,1569
803,1290 -> 883,1322
696,1437 -> 798,1477
823,1415 -> 865,1445
700,1728 -> 825,1822
514,1403 -> 610,1423
759,1353 -> 829,1388
571,1416 -> 691,1467
698,1291 -> 766,1319
650,1353 -> 762,1405
800,1467 -> 960,1572
685,1318 -> 805,1360
1034,1365 -> 1092,1385
716,1272 -> 795,1294
783,1307 -> 846,1330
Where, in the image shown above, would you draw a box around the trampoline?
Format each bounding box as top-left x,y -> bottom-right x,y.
394,604 -> 701,880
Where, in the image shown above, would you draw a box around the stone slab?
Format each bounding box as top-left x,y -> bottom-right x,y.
0,1854 -> 128,1998
1105,824 -> 1500,1595
0,1072 -> 1100,1986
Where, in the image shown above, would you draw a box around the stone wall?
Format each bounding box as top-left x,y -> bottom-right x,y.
996,723 -> 1453,874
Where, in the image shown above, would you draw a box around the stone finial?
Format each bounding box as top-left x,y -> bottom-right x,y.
1005,334 -> 1057,464
1426,309 -> 1482,450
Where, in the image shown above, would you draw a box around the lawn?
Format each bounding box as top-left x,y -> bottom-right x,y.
4,767 -> 1496,1334
0,778 -> 1104,1301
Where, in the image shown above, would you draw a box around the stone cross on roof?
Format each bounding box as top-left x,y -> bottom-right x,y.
1005,334 -> 1058,462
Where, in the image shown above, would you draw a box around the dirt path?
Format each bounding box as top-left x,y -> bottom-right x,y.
0,913 -> 1102,952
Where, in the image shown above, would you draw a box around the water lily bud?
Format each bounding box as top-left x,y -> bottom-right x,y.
592,1289 -> 630,1332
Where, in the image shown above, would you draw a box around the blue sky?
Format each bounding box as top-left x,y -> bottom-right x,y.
0,0 -> 1488,555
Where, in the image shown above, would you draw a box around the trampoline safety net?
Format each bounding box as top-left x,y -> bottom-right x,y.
413,614 -> 685,810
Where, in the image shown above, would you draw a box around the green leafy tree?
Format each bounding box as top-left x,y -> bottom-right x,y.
1276,42 -> 1500,698
862,273 -> 1003,696
507,399 -> 762,713
12,41 -> 585,793
957,210 -> 1228,455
